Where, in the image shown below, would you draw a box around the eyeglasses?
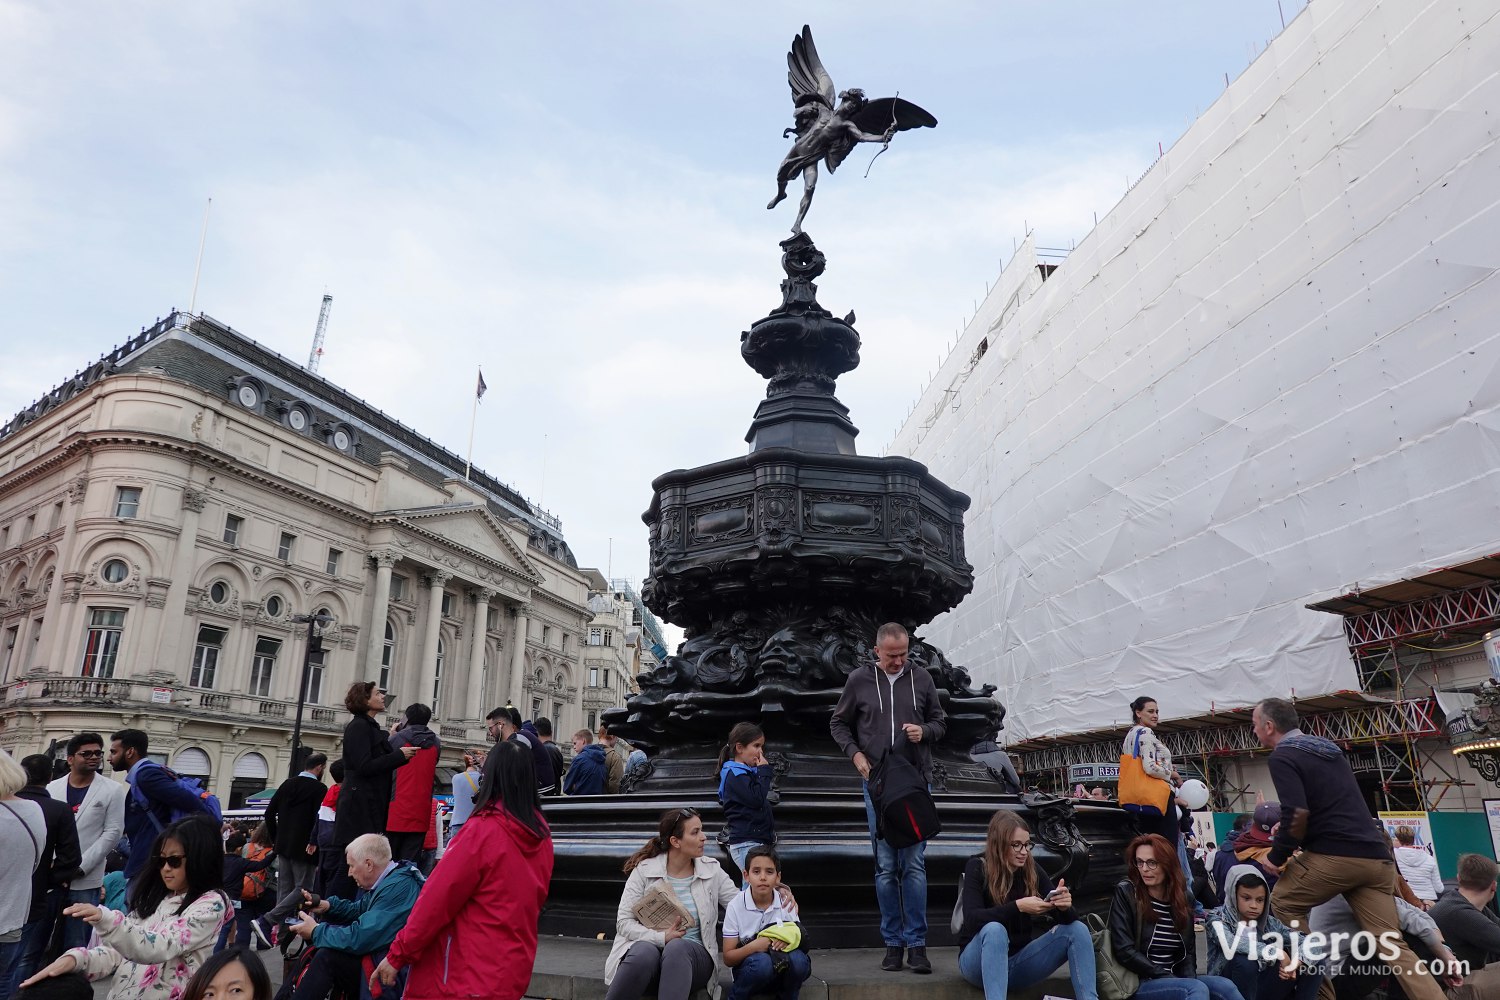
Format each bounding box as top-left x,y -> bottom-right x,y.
157,854 -> 187,870
1008,840 -> 1033,852
678,808 -> 699,821
73,750 -> 104,759
1134,858 -> 1161,870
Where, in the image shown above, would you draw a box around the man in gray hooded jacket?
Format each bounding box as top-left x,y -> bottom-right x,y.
830,622 -> 946,975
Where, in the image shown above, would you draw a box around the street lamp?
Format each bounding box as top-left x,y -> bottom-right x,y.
288,611 -> 334,779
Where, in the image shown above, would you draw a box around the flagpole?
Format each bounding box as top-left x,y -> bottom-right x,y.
465,367 -> 482,481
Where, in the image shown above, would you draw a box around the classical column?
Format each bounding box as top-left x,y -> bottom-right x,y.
417,570 -> 451,710
151,487 -> 207,678
508,608 -> 529,709
39,476 -> 87,673
364,550 -> 398,679
466,589 -> 493,719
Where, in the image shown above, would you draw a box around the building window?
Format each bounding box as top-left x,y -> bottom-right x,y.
587,710 -> 597,731
542,625 -> 551,646
1,525 -> 8,548
223,515 -> 243,545
440,592 -> 453,617
433,637 -> 445,711
305,650 -> 325,704
561,635 -> 570,654
381,622 -> 395,692
588,666 -> 599,687
250,637 -> 279,698
1,625 -> 17,681
390,575 -> 407,601
114,487 -> 141,519
101,559 -> 128,584
589,628 -> 614,647
277,532 -> 296,561
190,625 -> 227,688
326,548 -> 342,575
50,502 -> 63,531
22,514 -> 34,541
24,618 -> 42,671
265,595 -> 284,618
602,668 -> 611,689
553,702 -> 562,723
487,608 -> 499,632
532,698 -> 542,719
209,582 -> 229,604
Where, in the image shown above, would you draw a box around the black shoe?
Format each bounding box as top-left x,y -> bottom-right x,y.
881,946 -> 903,972
907,946 -> 931,974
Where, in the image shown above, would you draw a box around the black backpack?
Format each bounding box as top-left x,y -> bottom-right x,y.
869,750 -> 941,849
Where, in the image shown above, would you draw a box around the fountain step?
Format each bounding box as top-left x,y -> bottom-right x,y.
526,937 -> 1079,1000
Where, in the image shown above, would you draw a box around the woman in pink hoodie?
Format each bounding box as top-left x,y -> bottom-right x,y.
371,741 -> 553,1000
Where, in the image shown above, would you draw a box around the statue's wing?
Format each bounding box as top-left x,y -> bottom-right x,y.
786,25 -> 835,111
850,97 -> 939,135
826,98 -> 937,173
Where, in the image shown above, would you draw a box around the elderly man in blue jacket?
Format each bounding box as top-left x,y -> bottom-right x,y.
288,833 -> 423,1000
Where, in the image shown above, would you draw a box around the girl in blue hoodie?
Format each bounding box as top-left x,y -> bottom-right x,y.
718,722 -> 775,872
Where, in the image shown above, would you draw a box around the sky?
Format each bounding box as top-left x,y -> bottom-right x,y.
0,1 -> 1305,614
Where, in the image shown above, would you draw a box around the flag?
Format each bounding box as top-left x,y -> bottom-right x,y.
476,368 -> 488,401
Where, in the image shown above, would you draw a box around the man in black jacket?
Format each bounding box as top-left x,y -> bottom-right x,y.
1431,853 -> 1500,995
1253,697 -> 1449,1000
830,622 -> 947,975
252,752 -> 327,946
5,754 -> 82,992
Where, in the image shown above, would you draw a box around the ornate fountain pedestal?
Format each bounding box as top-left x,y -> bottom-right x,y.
539,234 -> 1128,946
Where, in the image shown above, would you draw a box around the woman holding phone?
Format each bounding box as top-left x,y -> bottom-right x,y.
955,812 -> 1097,1000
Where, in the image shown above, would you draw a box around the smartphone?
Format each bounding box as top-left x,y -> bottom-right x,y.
1045,888 -> 1063,900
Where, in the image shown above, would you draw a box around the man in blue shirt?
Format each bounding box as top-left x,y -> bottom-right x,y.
109,728 -> 209,880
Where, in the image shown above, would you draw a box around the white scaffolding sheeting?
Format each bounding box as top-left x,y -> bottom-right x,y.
890,0 -> 1500,740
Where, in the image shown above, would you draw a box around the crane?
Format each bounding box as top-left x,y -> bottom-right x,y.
307,294 -> 333,373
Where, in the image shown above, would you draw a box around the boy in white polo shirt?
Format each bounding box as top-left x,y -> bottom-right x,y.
721,847 -> 811,1000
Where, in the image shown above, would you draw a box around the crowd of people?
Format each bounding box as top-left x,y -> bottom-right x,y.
7,629 -> 1500,1000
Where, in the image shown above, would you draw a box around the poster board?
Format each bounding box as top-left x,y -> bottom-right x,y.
1483,800 -> 1500,863
1378,811 -> 1433,850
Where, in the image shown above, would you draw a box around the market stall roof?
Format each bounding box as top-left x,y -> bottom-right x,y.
1005,690 -> 1391,755
1307,553 -> 1500,617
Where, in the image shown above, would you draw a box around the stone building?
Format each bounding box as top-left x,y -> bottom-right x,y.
579,569 -> 632,735
0,311 -> 590,804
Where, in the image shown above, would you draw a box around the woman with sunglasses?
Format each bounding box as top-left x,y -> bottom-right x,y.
604,808 -> 795,1000
956,812 -> 1097,1000
1110,833 -> 1245,1000
22,817 -> 229,1000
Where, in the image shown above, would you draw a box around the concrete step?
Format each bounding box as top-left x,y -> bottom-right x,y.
524,937 -> 1075,1000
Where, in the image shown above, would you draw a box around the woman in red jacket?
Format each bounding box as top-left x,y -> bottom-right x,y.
370,740 -> 553,1000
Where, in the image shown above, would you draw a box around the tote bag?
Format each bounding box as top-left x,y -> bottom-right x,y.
1117,727 -> 1171,817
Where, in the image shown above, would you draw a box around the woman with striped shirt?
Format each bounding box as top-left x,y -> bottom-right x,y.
1109,834 -> 1245,1000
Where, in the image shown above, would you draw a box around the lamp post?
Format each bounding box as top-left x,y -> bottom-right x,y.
288,611 -> 334,780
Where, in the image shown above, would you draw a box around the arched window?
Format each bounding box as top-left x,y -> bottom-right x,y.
381,621 -> 396,692
433,637 -> 445,712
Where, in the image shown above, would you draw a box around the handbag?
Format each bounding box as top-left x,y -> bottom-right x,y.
1117,727 -> 1171,816
1084,911 -> 1141,1000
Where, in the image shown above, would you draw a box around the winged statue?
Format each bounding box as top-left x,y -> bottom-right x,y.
768,25 -> 938,234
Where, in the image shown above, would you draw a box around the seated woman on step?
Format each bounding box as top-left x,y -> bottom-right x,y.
956,811 -> 1098,1000
603,808 -> 796,1000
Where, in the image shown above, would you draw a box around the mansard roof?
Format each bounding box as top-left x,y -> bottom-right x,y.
1,310 -> 577,568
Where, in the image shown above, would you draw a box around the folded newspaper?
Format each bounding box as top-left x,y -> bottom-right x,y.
632,883 -> 696,931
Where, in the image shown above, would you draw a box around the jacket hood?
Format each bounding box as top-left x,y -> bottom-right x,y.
578,743 -> 607,761
473,803 -> 553,857
1222,864 -> 1272,921
393,723 -> 440,750
1235,825 -> 1274,850
384,860 -> 426,889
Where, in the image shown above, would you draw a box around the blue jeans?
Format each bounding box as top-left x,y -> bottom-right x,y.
728,949 -> 812,1000
0,940 -> 19,1000
729,842 -> 765,872
1222,955 -> 1321,1000
958,921 -> 1099,1000
861,782 -> 927,947
61,887 -> 102,951
3,888 -> 67,997
1135,975 -> 1247,1000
